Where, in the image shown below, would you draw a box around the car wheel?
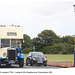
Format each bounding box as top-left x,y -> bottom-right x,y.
26,63 -> 28,66
6,64 -> 11,67
26,59 -> 28,66
30,63 -> 33,66
30,61 -> 33,66
38,64 -> 41,66
44,64 -> 47,66
30,62 -> 33,66
19,58 -> 24,67
0,60 -> 1,67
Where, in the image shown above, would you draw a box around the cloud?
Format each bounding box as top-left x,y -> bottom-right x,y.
0,0 -> 75,38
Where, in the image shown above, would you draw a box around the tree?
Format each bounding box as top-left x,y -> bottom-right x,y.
22,30 -> 74,54
22,34 -> 32,49
32,30 -> 59,51
39,43 -> 74,54
38,30 -> 58,44
22,47 -> 33,54
61,36 -> 74,45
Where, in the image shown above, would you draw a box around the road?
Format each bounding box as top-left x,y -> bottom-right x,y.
0,64 -> 60,69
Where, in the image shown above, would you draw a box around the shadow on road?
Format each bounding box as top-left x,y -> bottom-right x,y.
0,64 -> 60,69
0,64 -> 19,68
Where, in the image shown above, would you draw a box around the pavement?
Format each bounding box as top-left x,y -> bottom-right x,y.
47,61 -> 74,68
0,64 -> 60,68
24,61 -> 74,68
0,62 -> 73,68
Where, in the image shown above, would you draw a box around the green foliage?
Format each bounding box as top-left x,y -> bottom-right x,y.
61,36 -> 74,44
22,47 -> 33,54
38,30 -> 59,44
22,30 -> 74,54
32,30 -> 59,51
22,34 -> 33,54
39,43 -> 74,54
45,54 -> 74,62
24,54 -> 74,62
22,34 -> 32,49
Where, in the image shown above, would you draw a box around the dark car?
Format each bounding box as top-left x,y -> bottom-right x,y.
26,52 -> 47,66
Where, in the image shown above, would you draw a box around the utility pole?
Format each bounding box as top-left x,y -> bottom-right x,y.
33,46 -> 35,51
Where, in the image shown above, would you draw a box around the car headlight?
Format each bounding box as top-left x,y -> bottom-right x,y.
3,53 -> 7,57
17,52 -> 20,56
6,57 -> 8,59
44,58 -> 47,61
32,58 -> 35,60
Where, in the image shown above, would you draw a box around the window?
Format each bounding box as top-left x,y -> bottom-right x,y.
7,32 -> 17,36
27,53 -> 31,57
11,40 -> 21,48
1,39 -> 10,48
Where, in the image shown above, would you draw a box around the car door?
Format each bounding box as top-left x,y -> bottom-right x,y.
26,53 -> 31,64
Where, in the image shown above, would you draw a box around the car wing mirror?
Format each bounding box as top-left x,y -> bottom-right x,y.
45,56 -> 47,58
29,56 -> 31,57
29,56 -> 31,58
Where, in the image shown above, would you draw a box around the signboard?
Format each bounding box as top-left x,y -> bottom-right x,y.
74,38 -> 75,42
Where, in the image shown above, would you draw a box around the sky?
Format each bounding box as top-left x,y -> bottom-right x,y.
0,0 -> 75,38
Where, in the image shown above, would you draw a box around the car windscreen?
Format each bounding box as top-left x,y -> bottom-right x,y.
31,52 -> 44,57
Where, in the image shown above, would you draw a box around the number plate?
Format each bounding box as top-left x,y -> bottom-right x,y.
37,60 -> 43,63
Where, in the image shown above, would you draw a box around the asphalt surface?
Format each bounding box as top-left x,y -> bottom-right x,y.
0,64 -> 60,69
47,61 -> 73,67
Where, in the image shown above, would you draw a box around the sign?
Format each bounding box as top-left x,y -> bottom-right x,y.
74,38 -> 75,41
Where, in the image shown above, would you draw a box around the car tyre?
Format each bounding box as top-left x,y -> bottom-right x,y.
6,64 -> 11,67
26,63 -> 28,66
38,64 -> 41,66
30,61 -> 33,66
19,58 -> 24,67
26,60 -> 28,66
0,60 -> 1,67
44,64 -> 47,66
30,63 -> 33,66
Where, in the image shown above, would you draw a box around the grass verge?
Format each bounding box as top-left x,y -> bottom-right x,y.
23,54 -> 74,62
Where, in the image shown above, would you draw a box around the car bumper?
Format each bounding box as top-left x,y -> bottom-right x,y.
32,60 -> 47,65
0,59 -> 19,64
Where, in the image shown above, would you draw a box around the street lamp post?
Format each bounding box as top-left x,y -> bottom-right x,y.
33,46 -> 35,51
73,4 -> 75,67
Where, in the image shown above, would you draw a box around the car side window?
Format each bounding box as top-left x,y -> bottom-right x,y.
27,53 -> 31,57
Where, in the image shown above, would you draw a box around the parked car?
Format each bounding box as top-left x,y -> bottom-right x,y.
26,52 -> 47,66
0,47 -> 24,67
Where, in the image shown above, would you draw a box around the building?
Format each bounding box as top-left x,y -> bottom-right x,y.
0,24 -> 23,48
